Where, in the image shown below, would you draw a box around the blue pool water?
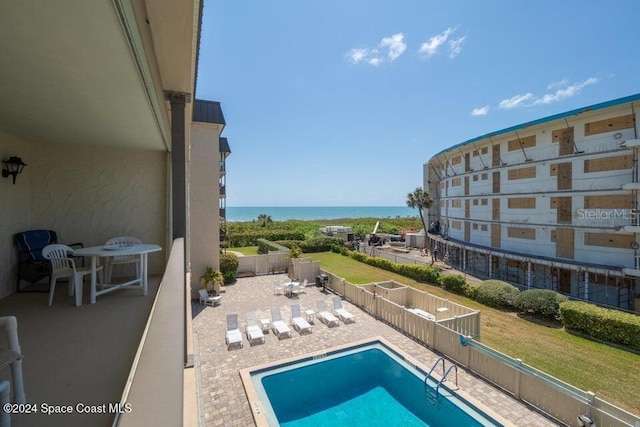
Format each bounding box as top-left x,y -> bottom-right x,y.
251,342 -> 502,426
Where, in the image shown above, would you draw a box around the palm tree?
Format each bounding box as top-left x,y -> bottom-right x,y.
257,213 -> 273,227
406,187 -> 433,234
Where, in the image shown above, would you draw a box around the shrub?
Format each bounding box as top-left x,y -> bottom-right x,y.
440,275 -> 467,295
464,284 -> 479,300
220,253 -> 239,274
476,280 -> 520,309
298,237 -> 343,253
256,238 -> 289,254
513,289 -> 568,317
560,301 -> 640,351
222,271 -> 236,285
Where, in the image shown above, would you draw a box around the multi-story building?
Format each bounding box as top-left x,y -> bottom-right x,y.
425,94 -> 640,312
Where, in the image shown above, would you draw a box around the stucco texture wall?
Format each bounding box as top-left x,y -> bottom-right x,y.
189,122 -> 221,294
0,139 -> 167,298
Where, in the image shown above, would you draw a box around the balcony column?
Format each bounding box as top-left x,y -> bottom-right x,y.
165,91 -> 191,243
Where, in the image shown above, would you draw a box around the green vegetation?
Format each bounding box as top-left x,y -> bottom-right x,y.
227,217 -> 422,246
475,279 -> 520,309
227,246 -> 258,255
303,251 -> 640,414
219,252 -> 239,284
514,289 -> 568,318
560,301 -> 640,351
406,187 -> 433,232
331,244 -> 440,284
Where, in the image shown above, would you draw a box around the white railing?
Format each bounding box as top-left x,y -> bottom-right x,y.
322,269 -> 639,427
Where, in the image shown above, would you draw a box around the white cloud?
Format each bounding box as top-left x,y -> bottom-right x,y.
498,93 -> 535,109
471,106 -> 490,116
346,48 -> 369,64
368,56 -> 383,66
346,33 -> 406,66
448,36 -> 465,59
547,78 -> 568,90
497,77 -> 599,109
533,77 -> 599,105
418,27 -> 456,57
379,33 -> 406,61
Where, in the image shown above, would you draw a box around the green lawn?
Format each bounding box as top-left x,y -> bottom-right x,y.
228,246 -> 259,255
306,251 -> 640,415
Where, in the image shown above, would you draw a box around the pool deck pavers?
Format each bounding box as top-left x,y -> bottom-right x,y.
192,274 -> 559,426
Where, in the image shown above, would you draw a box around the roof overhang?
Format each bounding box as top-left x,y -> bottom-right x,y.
0,0 -> 199,151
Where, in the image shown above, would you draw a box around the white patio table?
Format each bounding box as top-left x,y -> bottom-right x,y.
74,244 -> 162,305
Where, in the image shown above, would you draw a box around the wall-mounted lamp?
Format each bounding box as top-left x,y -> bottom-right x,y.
2,156 -> 27,185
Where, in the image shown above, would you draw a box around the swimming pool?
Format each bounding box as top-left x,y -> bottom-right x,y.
241,338 -> 505,426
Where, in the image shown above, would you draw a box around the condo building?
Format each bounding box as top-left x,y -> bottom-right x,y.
425,94 -> 640,312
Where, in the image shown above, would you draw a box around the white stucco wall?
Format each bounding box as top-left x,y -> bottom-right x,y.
0,135 -> 167,298
189,122 -> 221,295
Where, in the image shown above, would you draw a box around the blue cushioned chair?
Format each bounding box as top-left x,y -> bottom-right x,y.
13,230 -> 83,292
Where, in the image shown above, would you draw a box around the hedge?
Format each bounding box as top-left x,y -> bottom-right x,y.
514,289 -> 567,318
440,275 -> 467,295
560,301 -> 640,351
476,280 -> 520,309
276,237 -> 343,253
256,238 -> 289,254
230,230 -> 306,247
332,244 -> 440,284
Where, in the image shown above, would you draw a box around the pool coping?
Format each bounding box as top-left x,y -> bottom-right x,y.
239,335 -> 515,427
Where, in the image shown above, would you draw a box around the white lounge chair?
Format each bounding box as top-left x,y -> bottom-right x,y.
332,296 -> 355,323
270,308 -> 292,339
316,300 -> 340,327
199,289 -> 221,307
290,304 -> 312,334
245,312 -> 265,345
225,313 -> 243,349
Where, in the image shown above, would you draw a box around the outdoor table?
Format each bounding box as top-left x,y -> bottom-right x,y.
74,244 -> 162,305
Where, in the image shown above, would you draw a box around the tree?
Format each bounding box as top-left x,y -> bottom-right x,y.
257,213 -> 273,227
406,187 -> 433,234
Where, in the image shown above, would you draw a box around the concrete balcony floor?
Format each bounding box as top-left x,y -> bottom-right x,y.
0,275 -> 161,427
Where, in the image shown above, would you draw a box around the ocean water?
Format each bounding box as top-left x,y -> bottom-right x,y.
226,206 -> 417,222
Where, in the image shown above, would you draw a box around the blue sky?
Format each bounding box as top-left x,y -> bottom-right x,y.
196,1 -> 640,207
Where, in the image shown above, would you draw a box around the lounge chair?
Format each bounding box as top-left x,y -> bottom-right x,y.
316,300 -> 340,327
270,308 -> 292,339
297,279 -> 308,294
225,313 -> 243,349
332,296 -> 355,323
245,312 -> 265,345
199,289 -> 221,307
290,304 -> 312,334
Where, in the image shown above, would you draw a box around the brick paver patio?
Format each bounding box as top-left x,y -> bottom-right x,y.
192,274 -> 558,426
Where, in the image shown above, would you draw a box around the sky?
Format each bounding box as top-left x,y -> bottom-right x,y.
196,1 -> 640,207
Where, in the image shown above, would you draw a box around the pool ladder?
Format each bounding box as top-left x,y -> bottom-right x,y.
424,357 -> 459,400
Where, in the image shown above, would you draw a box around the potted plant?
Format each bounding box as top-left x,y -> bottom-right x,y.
200,267 -> 224,296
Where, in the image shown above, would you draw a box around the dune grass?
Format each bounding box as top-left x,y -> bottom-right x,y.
306,251 -> 640,414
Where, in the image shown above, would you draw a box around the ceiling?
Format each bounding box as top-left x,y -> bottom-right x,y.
0,0 -> 198,151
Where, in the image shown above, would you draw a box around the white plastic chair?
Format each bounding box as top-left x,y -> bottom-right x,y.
43,244 -> 103,306
0,316 -> 25,427
273,281 -> 284,296
199,289 -> 221,307
245,312 -> 265,344
316,300 -> 340,327
332,296 -> 356,323
104,236 -> 142,283
270,308 -> 292,339
290,304 -> 312,334
298,279 -> 308,293
225,314 -> 243,349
